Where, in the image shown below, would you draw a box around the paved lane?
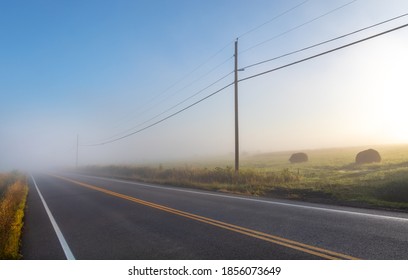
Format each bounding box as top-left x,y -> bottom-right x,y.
22,173 -> 408,259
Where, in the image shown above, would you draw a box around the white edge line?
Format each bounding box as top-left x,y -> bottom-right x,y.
30,174 -> 76,260
77,174 -> 408,222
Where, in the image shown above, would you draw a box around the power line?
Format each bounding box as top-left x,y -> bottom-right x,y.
99,0 -> 356,140
124,71 -> 233,129
242,12 -> 408,70
132,56 -> 233,119
241,0 -> 358,54
106,0 -> 311,136
79,1 -> 354,147
239,22 -> 408,84
111,55 -> 234,133
89,70 -> 234,144
104,41 -> 234,133
113,0 -> 311,132
82,22 -> 408,147
82,21 -> 408,147
81,82 -> 234,146
238,0 -> 310,39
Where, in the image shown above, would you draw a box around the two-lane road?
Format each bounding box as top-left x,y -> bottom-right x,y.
22,173 -> 408,259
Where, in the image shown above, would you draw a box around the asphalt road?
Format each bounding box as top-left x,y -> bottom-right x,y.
22,173 -> 408,260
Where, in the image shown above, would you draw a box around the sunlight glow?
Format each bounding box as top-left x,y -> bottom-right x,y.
378,37 -> 408,142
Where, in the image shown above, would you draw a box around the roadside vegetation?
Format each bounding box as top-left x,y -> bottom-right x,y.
0,171 -> 28,259
80,144 -> 408,211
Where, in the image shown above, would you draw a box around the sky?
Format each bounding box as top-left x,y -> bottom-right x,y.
1,0 -> 408,170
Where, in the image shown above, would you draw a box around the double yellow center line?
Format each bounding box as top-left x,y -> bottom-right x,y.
52,175 -> 359,260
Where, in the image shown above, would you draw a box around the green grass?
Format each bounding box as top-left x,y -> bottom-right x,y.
80,144 -> 408,211
0,172 -> 28,260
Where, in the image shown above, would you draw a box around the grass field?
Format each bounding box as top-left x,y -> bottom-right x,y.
0,172 -> 28,260
80,144 -> 408,211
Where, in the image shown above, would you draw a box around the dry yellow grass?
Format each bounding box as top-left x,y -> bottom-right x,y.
0,173 -> 28,260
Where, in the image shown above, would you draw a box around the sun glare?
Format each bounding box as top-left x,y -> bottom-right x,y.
382,92 -> 408,142
378,38 -> 408,142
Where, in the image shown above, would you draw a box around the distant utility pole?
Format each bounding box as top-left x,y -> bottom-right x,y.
234,39 -> 239,174
76,134 -> 79,169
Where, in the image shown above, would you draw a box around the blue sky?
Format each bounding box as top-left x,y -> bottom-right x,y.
1,0 -> 408,170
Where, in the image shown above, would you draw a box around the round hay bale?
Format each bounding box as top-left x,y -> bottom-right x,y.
289,152 -> 308,164
355,149 -> 381,164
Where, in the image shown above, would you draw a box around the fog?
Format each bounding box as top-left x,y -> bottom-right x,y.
2,1 -> 408,172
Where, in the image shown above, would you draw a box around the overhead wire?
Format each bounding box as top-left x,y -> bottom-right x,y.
241,12 -> 408,70
90,70 -> 234,144
81,82 -> 235,146
105,0 -> 313,133
120,0 -> 314,132
81,0 -> 348,145
127,56 -> 234,123
105,40 -> 234,132
238,0 -> 311,39
81,1 -> 313,145
241,0 -> 358,54
239,22 -> 408,83
82,22 -> 408,146
107,0 -> 310,132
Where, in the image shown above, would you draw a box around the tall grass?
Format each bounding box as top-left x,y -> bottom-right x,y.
81,165 -> 301,195
79,144 -> 408,210
0,172 -> 28,260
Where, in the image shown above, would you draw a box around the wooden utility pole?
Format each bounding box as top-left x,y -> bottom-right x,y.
234,39 -> 239,174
